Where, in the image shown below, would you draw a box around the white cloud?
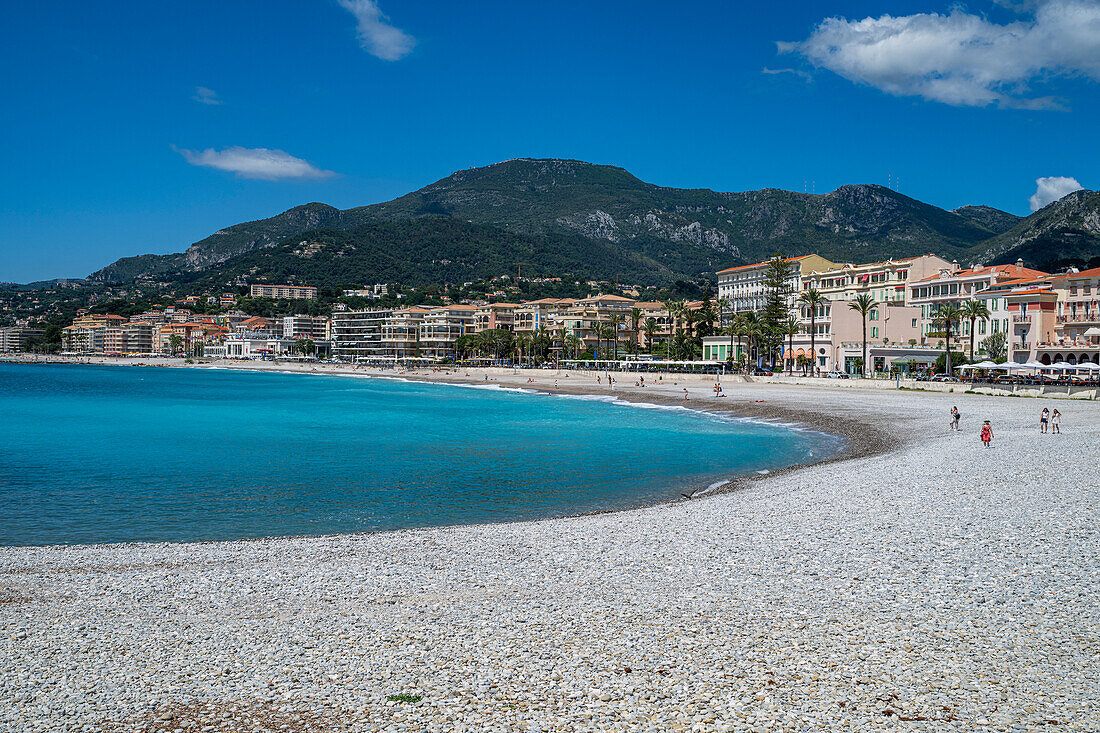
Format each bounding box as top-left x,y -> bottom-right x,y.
337,0 -> 415,61
1029,176 -> 1084,211
761,67 -> 812,81
192,87 -> 222,105
174,146 -> 336,181
781,0 -> 1100,108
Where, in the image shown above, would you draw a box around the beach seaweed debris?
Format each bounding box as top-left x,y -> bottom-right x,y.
387,693 -> 423,703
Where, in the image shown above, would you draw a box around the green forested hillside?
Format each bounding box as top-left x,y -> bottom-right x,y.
85,158 -> 1100,286
178,218 -> 717,289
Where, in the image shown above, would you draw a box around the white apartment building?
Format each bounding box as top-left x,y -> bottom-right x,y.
331,309 -> 394,359
281,315 -> 330,342
718,255 -> 836,315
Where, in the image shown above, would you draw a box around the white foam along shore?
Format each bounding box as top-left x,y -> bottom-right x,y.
2,362 -> 1099,731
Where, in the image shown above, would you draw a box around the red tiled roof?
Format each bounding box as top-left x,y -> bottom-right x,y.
1004,288 -> 1055,297
1053,266 -> 1100,280
717,256 -> 809,274
916,263 -> 1049,283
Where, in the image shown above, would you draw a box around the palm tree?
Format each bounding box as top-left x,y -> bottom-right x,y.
848,294 -> 876,377
797,287 -> 826,377
716,297 -> 731,332
629,307 -> 643,355
565,333 -> 582,360
932,303 -> 964,376
960,300 -> 991,361
643,316 -> 658,354
589,315 -> 602,360
740,311 -> 761,370
783,315 -> 800,375
608,313 -> 624,360
663,299 -> 683,359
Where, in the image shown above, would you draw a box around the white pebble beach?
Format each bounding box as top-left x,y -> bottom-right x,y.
2,366 -> 1098,732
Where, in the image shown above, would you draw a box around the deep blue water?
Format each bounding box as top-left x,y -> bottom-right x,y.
0,363 -> 840,546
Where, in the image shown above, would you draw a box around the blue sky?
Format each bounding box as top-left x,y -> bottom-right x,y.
2,0 -> 1099,282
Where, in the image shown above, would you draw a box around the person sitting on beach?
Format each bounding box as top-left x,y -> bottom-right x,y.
1052,409 -> 1062,434
950,406 -> 960,431
1040,407 -> 1050,434
981,420 -> 993,448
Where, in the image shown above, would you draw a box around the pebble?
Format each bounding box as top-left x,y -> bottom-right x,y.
2,385 -> 1098,731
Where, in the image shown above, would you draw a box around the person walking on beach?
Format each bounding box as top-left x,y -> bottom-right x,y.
683,388 -> 689,401
950,406 -> 960,431
980,420 -> 993,448
1040,407 -> 1050,433
1052,409 -> 1062,434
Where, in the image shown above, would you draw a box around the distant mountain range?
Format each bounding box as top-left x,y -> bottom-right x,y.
87,158 -> 1100,287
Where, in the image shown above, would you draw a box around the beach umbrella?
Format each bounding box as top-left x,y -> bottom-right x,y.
971,360 -> 998,369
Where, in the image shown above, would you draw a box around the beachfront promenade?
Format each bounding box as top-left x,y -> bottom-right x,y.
2,367 -> 1098,731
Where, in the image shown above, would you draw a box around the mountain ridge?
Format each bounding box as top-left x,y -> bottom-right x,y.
87,158 -> 1097,285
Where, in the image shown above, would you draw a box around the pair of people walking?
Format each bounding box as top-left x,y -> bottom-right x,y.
1040,408 -> 1062,434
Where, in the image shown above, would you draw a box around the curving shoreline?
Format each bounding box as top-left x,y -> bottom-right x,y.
2,358 -> 1099,731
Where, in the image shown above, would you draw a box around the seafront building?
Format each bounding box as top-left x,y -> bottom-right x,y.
908,259 -> 1047,340
419,305 -> 476,359
44,252 -> 1100,369
380,307 -> 429,358
0,326 -> 45,352
281,315 -> 330,342
717,255 -> 836,313
331,309 -> 394,359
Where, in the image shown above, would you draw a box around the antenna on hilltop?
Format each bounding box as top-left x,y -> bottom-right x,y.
812,180 -> 816,195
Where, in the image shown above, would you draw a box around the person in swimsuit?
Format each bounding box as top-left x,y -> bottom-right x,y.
1051,409 -> 1061,434
1040,407 -> 1049,434
950,406 -> 960,431
980,420 -> 993,448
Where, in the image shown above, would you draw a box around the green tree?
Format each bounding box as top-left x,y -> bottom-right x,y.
293,338 -> 316,356
761,255 -> 793,367
848,294 -> 876,377
797,287 -> 826,376
740,311 -> 762,369
629,307 -> 643,355
960,300 -> 991,361
643,316 -> 658,354
608,313 -> 624,360
663,299 -> 683,360
982,331 -> 1007,361
168,334 -> 184,356
932,303 -> 964,376
783,315 -> 801,376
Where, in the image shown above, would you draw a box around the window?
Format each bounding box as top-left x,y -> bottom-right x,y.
911,318 -> 917,328
870,326 -> 879,338
869,309 -> 879,321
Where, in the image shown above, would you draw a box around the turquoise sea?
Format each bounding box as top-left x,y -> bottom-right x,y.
0,363 -> 840,546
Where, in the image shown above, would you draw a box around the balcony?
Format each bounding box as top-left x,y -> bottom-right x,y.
1012,314 -> 1032,323
1057,313 -> 1100,324
1013,342 -> 1030,351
